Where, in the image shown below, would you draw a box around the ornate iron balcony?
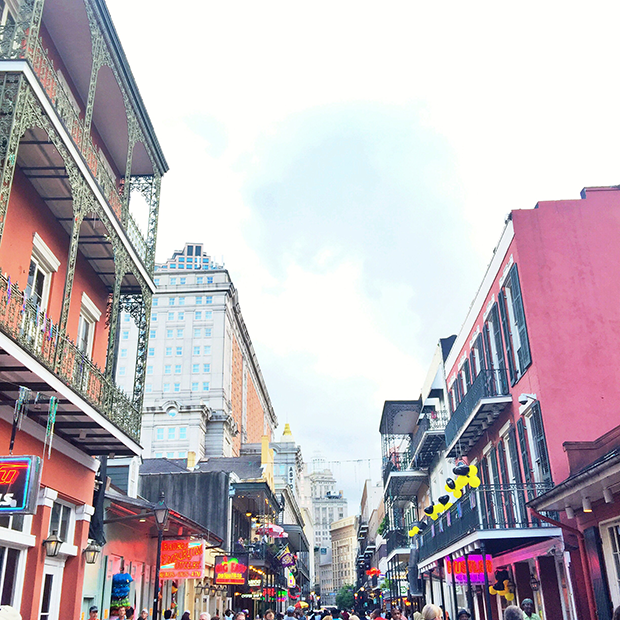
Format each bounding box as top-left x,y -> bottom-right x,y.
444,369 -> 511,456
0,274 -> 141,442
0,18 -> 149,269
417,483 -> 555,562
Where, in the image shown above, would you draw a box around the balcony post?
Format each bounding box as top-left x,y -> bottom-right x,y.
0,73 -> 28,246
448,555 -> 459,620
105,247 -> 129,378
130,284 -> 152,409
464,552 -> 475,620
130,174 -> 161,273
480,543 -> 493,620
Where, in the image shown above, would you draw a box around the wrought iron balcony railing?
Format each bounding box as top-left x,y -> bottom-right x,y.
0,26 -> 149,267
385,529 -> 411,555
0,274 -> 141,442
444,368 -> 509,450
417,483 -> 554,562
382,447 -> 413,484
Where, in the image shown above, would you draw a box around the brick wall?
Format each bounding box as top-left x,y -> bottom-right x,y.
231,333 -> 243,455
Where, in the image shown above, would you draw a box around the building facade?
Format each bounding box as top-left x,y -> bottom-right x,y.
331,515 -> 358,592
0,0 -> 167,616
413,187 -> 620,620
117,242 -> 277,459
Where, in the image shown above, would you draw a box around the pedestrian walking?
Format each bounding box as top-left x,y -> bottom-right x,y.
140,609 -> 149,620
503,608 -> 523,620
519,600 -> 540,620
199,613 -> 210,620
285,608 -> 296,620
456,612 -> 470,620
613,607 -> 620,620
420,605 -> 442,620
90,606 -> 99,620
181,611 -> 191,620
264,609 -> 275,620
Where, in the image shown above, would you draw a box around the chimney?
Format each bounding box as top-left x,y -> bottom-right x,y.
187,451 -> 196,469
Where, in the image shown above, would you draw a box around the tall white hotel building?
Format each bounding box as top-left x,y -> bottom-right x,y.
116,242 -> 277,459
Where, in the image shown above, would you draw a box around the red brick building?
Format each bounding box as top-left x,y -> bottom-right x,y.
0,0 -> 167,617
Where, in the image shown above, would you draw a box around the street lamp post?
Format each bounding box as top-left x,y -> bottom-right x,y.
153,491 -> 170,620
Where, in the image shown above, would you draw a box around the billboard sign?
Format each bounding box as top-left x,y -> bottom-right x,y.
214,554 -> 249,586
445,555 -> 493,584
160,539 -> 205,580
0,455 -> 42,514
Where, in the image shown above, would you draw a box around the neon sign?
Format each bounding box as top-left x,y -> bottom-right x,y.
160,539 -> 205,580
215,555 -> 249,586
0,456 -> 42,514
445,555 -> 493,584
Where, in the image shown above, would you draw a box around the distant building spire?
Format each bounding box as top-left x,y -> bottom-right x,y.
281,423 -> 295,442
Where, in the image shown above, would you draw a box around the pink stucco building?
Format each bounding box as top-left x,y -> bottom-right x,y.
415,186 -> 620,620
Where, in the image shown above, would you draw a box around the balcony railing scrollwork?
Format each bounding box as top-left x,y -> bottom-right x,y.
0,24 -> 150,267
417,483 -> 555,562
0,274 -> 141,442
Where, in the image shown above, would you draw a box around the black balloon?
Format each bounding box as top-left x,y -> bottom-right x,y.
438,495 -> 451,505
453,464 -> 470,476
445,478 -> 456,490
424,506 -> 434,516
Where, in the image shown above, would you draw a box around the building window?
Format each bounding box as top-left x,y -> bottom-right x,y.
151,313 -> 157,321
147,366 -> 153,375
205,311 -> 213,319
170,278 -> 176,285
150,329 -> 156,339
154,278 -> 160,286
122,331 -> 129,340
206,296 -> 213,304
166,452 -> 174,458
177,329 -> 184,338
169,298 -> 175,306
176,347 -> 183,356
197,277 -> 203,285
163,383 -> 170,393
120,349 -> 127,358
204,328 -> 212,337
164,365 -> 171,374
193,346 -> 200,355
195,311 -> 202,320
179,427 -> 187,440
156,428 -> 164,441
191,382 -> 199,391
203,346 -> 211,355
203,382 -> 210,391
168,312 -> 174,321
145,384 -> 152,393
165,347 -> 172,356
118,367 -> 126,376
174,383 -> 180,392
482,302 -> 509,397
153,298 -> 158,306
25,233 -> 60,311
0,545 -> 21,606
49,501 -> 73,542
148,348 -> 155,357
178,312 -> 184,320
499,264 -> 532,385
194,328 -> 201,338
203,363 -> 210,373
123,313 -> 131,322
192,364 -> 199,373
175,365 -> 182,374
180,277 -> 186,285
155,452 -> 163,458
179,297 -> 185,306
196,296 -> 203,305
167,329 -> 173,338
77,293 -> 101,357
207,277 -> 213,284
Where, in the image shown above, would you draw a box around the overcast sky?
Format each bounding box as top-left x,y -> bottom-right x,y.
107,0 -> 620,508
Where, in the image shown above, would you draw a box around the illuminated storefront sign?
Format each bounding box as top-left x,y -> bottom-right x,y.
0,456 -> 42,515
445,555 -> 493,584
160,539 -> 205,579
214,555 -> 249,586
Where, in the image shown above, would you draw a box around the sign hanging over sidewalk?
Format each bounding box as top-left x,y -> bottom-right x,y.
160,539 -> 205,580
214,554 -> 249,586
0,455 -> 42,514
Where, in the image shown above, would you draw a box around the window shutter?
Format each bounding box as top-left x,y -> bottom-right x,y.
517,417 -> 535,501
463,359 -> 471,389
469,349 -> 477,378
482,324 -> 492,371
498,292 -> 516,386
497,442 -> 516,526
509,265 -> 532,372
491,303 -> 509,393
530,402 -> 553,485
497,441 -> 509,484
507,427 -> 523,484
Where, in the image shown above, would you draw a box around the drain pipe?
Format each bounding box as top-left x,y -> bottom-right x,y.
529,509 -> 596,620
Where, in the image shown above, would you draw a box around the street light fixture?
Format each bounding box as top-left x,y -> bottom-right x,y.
152,491 -> 169,620
83,540 -> 102,564
43,530 -> 62,557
